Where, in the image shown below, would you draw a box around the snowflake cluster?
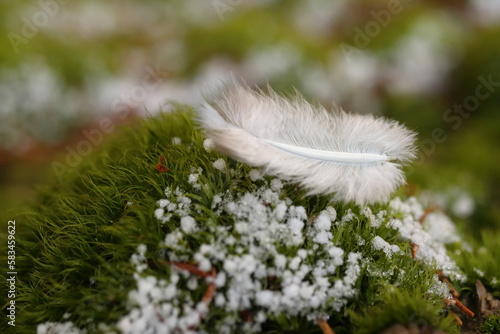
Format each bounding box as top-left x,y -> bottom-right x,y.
140,173 -> 363,333
36,168 -> 470,334
388,197 -> 465,282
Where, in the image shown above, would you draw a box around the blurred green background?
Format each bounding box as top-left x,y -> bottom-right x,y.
1,0 -> 499,233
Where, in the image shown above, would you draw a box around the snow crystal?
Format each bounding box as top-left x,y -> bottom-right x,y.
37,322 -> 86,334
428,275 -> 451,298
423,212 -> 460,244
130,244 -> 148,274
166,202 -> 177,212
178,195 -> 192,205
198,258 -> 212,271
188,171 -> 202,190
270,178 -> 283,192
274,201 -> 288,221
137,244 -> 147,255
157,199 -> 169,208
283,284 -> 300,298
187,276 -> 199,290
235,221 -> 250,234
389,196 -> 425,219
315,213 -> 332,231
248,169 -> 263,181
290,205 -> 307,220
314,231 -> 331,244
274,254 -> 287,269
154,208 -> 164,220
174,187 -> 183,196
371,236 -> 400,258
188,173 -> 199,184
181,216 -> 197,233
213,158 -> 227,171
299,283 -> 315,299
356,234 -> 366,246
323,206 -> 337,221
328,247 -> 345,266
340,209 -> 355,225
297,249 -> 308,259
389,197 -> 464,282
164,230 -> 183,251
215,272 -> 227,287
452,193 -> 475,219
288,256 -> 302,270
203,138 -> 215,152
362,207 -> 385,228
288,218 -> 304,233
256,290 -> 275,307
215,293 -> 226,307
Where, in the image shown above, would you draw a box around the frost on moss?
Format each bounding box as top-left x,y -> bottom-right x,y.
11,109 -> 492,334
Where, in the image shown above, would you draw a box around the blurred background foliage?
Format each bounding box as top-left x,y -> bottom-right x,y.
0,0 -> 499,233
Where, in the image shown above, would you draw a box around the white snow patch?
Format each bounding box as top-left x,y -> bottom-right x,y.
213,158 -> 227,171
248,169 -> 263,181
37,322 -> 86,334
315,213 -> 332,231
38,170 -> 471,333
154,208 -> 164,220
452,193 -> 475,219
181,216 -> 197,233
371,236 -> 400,258
389,197 -> 465,282
203,138 -> 215,152
270,178 -> 283,192
423,212 -> 460,244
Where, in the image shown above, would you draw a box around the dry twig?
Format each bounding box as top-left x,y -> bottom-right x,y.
419,206 -> 436,224
437,270 -> 475,319
410,242 -> 419,259
317,318 -> 335,334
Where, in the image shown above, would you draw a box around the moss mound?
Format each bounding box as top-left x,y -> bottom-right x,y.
3,109 -> 498,333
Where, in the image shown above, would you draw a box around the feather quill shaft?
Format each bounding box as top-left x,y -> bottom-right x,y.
198,81 -> 416,205
261,138 -> 389,163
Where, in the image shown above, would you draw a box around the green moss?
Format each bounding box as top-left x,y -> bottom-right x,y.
479,314 -> 500,334
452,230 -> 500,293
0,108 -> 482,333
6,109 -> 198,331
350,287 -> 459,334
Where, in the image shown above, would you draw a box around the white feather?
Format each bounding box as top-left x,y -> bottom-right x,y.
197,81 -> 416,205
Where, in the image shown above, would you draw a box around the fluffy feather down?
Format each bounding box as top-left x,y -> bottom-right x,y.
198,81 -> 416,205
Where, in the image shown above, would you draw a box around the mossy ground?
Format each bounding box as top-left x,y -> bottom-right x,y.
1,109 -> 499,334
